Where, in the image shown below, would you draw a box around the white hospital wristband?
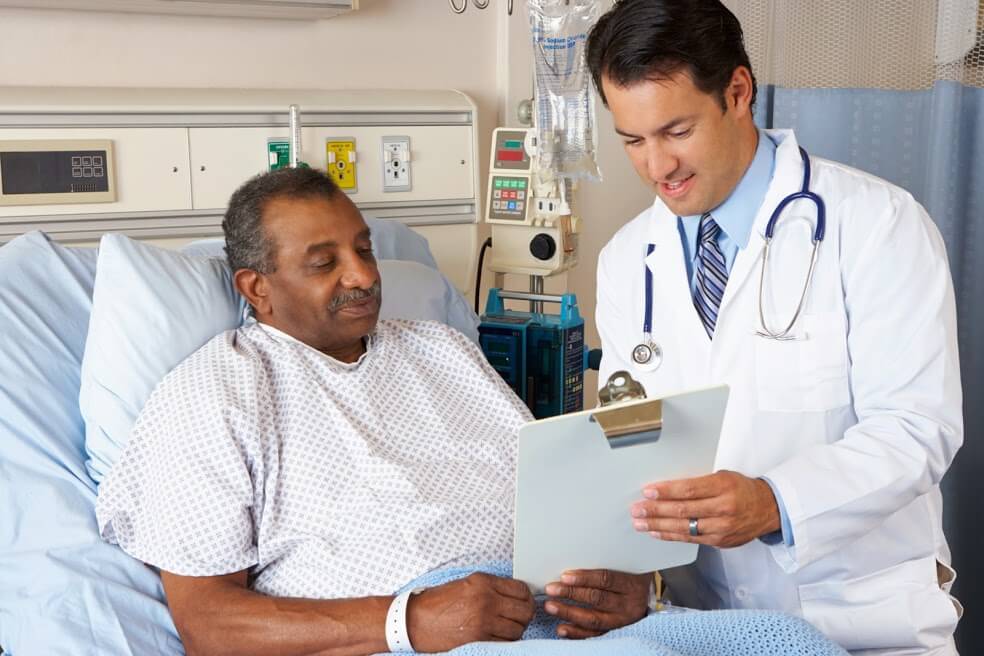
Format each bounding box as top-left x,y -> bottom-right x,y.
385,587 -> 425,653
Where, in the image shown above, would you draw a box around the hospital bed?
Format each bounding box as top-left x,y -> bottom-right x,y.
0,223 -> 849,656
0,219 -> 476,655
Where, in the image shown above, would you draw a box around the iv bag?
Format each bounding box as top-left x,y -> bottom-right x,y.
527,0 -> 603,182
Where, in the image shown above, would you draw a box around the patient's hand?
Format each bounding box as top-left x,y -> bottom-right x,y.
406,572 -> 535,652
543,569 -> 650,639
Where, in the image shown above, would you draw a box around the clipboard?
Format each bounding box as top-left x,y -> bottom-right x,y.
513,385 -> 729,593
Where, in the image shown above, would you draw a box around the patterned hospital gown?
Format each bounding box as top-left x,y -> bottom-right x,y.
96,319 -> 532,599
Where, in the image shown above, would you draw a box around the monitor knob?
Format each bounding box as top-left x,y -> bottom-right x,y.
529,233 -> 556,261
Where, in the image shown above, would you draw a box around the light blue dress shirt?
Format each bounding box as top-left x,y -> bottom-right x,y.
674,130 -> 795,548
677,129 -> 776,289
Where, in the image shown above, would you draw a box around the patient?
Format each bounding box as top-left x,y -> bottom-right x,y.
96,167 -> 651,656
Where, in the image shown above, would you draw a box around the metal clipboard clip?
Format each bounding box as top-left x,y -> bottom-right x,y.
592,371 -> 662,449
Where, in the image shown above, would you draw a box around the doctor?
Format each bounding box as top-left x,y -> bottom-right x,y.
561,1 -> 964,654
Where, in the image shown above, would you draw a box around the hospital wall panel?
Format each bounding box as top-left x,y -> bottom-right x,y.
0,90 -> 482,298
188,125 -> 474,209
0,127 -> 193,216
0,0 -> 500,297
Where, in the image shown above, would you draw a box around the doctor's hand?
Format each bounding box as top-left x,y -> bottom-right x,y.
406,572 -> 535,652
630,470 -> 780,548
543,569 -> 651,639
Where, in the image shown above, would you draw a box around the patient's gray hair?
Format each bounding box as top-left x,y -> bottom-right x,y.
222,167 -> 342,274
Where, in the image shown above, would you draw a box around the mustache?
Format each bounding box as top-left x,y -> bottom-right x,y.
329,281 -> 381,312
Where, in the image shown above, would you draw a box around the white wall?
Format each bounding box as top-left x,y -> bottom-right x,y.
0,1 -> 497,99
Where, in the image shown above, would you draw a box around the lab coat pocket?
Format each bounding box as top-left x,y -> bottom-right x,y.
798,555 -> 960,651
755,312 -> 850,412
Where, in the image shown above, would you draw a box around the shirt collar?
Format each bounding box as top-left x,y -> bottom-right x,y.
681,129 -> 776,249
253,320 -> 376,366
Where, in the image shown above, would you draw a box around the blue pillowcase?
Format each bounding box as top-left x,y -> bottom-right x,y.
0,232 -> 182,655
80,234 -> 248,484
377,258 -> 480,342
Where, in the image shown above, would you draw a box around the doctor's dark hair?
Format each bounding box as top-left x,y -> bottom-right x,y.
222,166 -> 342,274
586,0 -> 757,112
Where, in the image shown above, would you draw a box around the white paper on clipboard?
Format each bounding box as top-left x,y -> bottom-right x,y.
512,385 -> 729,593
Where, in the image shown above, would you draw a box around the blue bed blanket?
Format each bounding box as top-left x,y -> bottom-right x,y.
388,562 -> 848,656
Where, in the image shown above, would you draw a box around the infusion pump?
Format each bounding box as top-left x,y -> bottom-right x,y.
485,128 -> 579,277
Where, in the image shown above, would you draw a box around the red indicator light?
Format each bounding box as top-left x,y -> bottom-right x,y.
497,150 -> 524,162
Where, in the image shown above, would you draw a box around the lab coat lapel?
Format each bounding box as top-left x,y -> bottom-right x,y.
718,131 -> 805,319
644,202 -> 712,364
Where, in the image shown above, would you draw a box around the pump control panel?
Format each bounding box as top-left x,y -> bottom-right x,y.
486,129 -> 532,225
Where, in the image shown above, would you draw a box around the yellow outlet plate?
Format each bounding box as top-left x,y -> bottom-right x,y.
326,139 -> 357,192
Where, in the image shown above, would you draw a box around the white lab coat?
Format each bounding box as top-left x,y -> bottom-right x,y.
596,130 -> 963,655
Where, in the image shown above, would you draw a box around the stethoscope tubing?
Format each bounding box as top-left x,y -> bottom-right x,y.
643,243 -> 656,336
756,238 -> 821,340
636,146 -> 825,360
757,147 -> 825,340
764,148 -> 826,242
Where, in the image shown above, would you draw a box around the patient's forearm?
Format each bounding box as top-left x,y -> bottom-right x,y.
161,570 -> 391,656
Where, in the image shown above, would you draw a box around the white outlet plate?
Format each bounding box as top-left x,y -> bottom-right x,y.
381,135 -> 412,192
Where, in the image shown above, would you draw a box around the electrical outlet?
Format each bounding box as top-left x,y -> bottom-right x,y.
381,136 -> 412,192
326,138 -> 358,192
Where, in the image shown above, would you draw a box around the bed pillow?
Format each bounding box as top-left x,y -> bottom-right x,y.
382,258 -> 480,342
0,231 -> 181,655
80,234 -> 478,485
80,234 -> 247,484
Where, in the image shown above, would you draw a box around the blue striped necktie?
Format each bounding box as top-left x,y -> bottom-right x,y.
693,213 -> 728,338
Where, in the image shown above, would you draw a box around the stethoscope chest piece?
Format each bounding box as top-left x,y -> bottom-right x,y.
632,340 -> 662,371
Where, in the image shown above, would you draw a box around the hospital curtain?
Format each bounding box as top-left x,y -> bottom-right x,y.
726,0 -> 984,652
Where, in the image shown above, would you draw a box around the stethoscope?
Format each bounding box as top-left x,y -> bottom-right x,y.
631,147 -> 825,370
632,243 -> 663,371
